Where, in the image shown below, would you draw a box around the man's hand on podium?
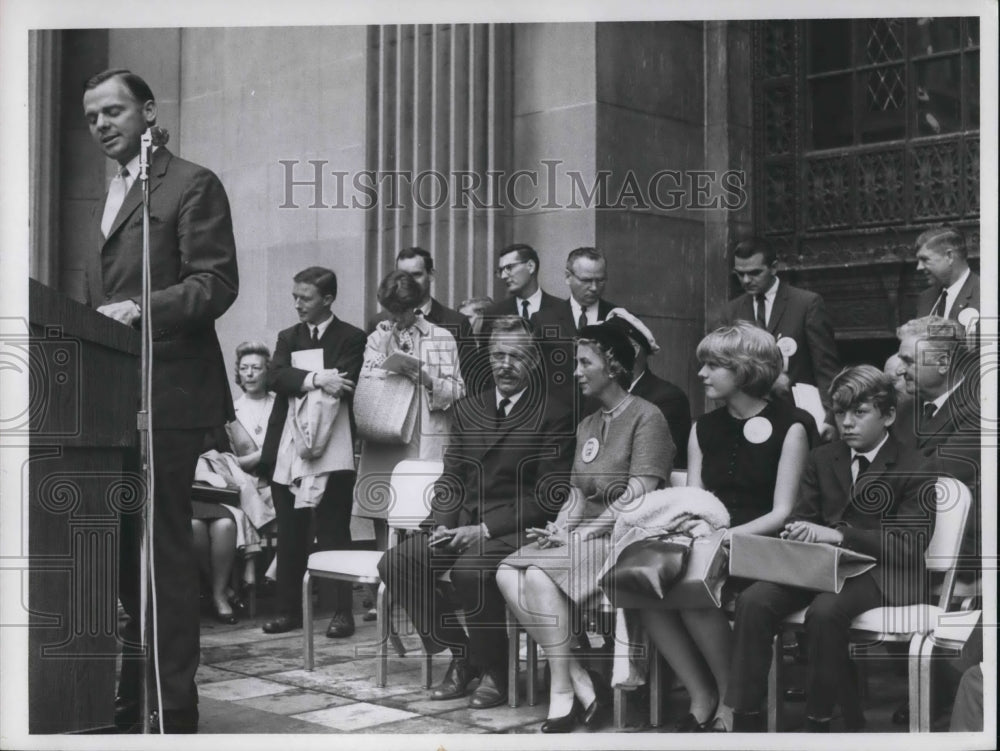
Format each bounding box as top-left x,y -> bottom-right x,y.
97,299 -> 141,326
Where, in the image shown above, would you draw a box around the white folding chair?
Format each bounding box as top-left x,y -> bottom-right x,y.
302,459 -> 443,688
917,608 -> 982,732
766,477 -> 972,732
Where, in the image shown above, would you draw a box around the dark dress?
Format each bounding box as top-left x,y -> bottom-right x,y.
696,399 -> 811,527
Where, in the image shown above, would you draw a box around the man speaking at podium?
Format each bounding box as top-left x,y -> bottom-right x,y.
82,69 -> 239,734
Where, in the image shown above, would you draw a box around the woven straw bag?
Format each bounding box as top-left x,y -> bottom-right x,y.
353,368 -> 419,444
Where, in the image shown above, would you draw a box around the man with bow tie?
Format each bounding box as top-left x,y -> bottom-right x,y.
82,69 -> 239,734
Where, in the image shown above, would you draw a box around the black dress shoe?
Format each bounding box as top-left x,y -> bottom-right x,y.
541,699 -> 581,733
325,611 -> 355,638
468,668 -> 508,709
114,697 -> 140,733
674,697 -> 719,732
581,669 -> 611,729
212,605 -> 238,625
674,713 -> 712,732
262,614 -> 302,634
152,708 -> 199,734
430,656 -> 477,701
731,710 -> 766,733
806,717 -> 831,732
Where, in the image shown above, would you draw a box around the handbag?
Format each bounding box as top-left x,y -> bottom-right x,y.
728,533 -> 876,593
599,534 -> 691,606
353,368 -> 419,444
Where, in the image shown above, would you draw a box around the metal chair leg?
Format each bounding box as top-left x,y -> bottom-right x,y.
526,634 -> 538,706
613,686 -> 626,729
649,634 -> 662,727
914,633 -> 933,732
767,632 -> 783,732
303,571 -> 314,670
507,608 -> 520,708
375,581 -> 389,687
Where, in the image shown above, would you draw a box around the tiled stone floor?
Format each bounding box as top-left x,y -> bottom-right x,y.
191,588 -> 952,735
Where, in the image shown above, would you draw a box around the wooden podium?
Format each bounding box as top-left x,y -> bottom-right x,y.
27,278 -> 139,733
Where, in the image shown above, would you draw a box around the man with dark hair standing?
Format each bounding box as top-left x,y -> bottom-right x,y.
724,238 -> 839,407
259,267 -> 366,639
366,246 -> 475,384
82,69 -> 239,733
482,243 -> 560,324
378,315 -> 574,709
914,226 -> 980,322
473,243 -> 560,394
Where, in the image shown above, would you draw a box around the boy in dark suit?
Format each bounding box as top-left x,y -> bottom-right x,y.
259,267 -> 366,637
726,365 -> 938,732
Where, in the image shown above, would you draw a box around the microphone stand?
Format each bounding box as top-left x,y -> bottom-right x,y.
136,129 -> 154,734
136,128 -> 164,734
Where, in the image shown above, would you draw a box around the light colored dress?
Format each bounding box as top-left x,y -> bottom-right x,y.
502,396 -> 673,607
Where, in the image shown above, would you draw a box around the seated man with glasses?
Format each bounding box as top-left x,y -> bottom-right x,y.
722,237 -> 839,412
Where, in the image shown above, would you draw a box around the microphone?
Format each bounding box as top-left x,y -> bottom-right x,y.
149,126 -> 170,147
139,127 -> 170,180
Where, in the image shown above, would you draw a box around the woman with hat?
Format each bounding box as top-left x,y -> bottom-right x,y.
603,308 -> 692,469
496,324 -> 674,732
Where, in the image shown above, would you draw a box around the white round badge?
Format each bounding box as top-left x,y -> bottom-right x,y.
581,437 -> 600,463
777,337 -> 798,358
743,416 -> 773,444
957,307 -> 980,330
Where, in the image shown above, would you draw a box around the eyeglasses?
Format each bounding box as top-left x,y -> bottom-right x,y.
567,269 -> 607,287
495,260 -> 527,278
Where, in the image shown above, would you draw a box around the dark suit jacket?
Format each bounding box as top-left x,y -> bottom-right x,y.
789,435 -> 938,605
630,369 -> 691,469
428,387 -> 574,542
532,297 -> 617,418
481,289 -> 562,329
725,282 -> 840,404
893,388 -> 981,560
367,297 -> 475,385
84,147 -> 239,429
259,317 -> 367,480
916,271 -> 981,321
532,297 -> 616,337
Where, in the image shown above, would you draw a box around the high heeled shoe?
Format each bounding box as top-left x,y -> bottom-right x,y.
226,589 -> 249,613
581,669 -> 612,729
211,601 -> 238,625
674,698 -> 719,732
540,698 -> 581,733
